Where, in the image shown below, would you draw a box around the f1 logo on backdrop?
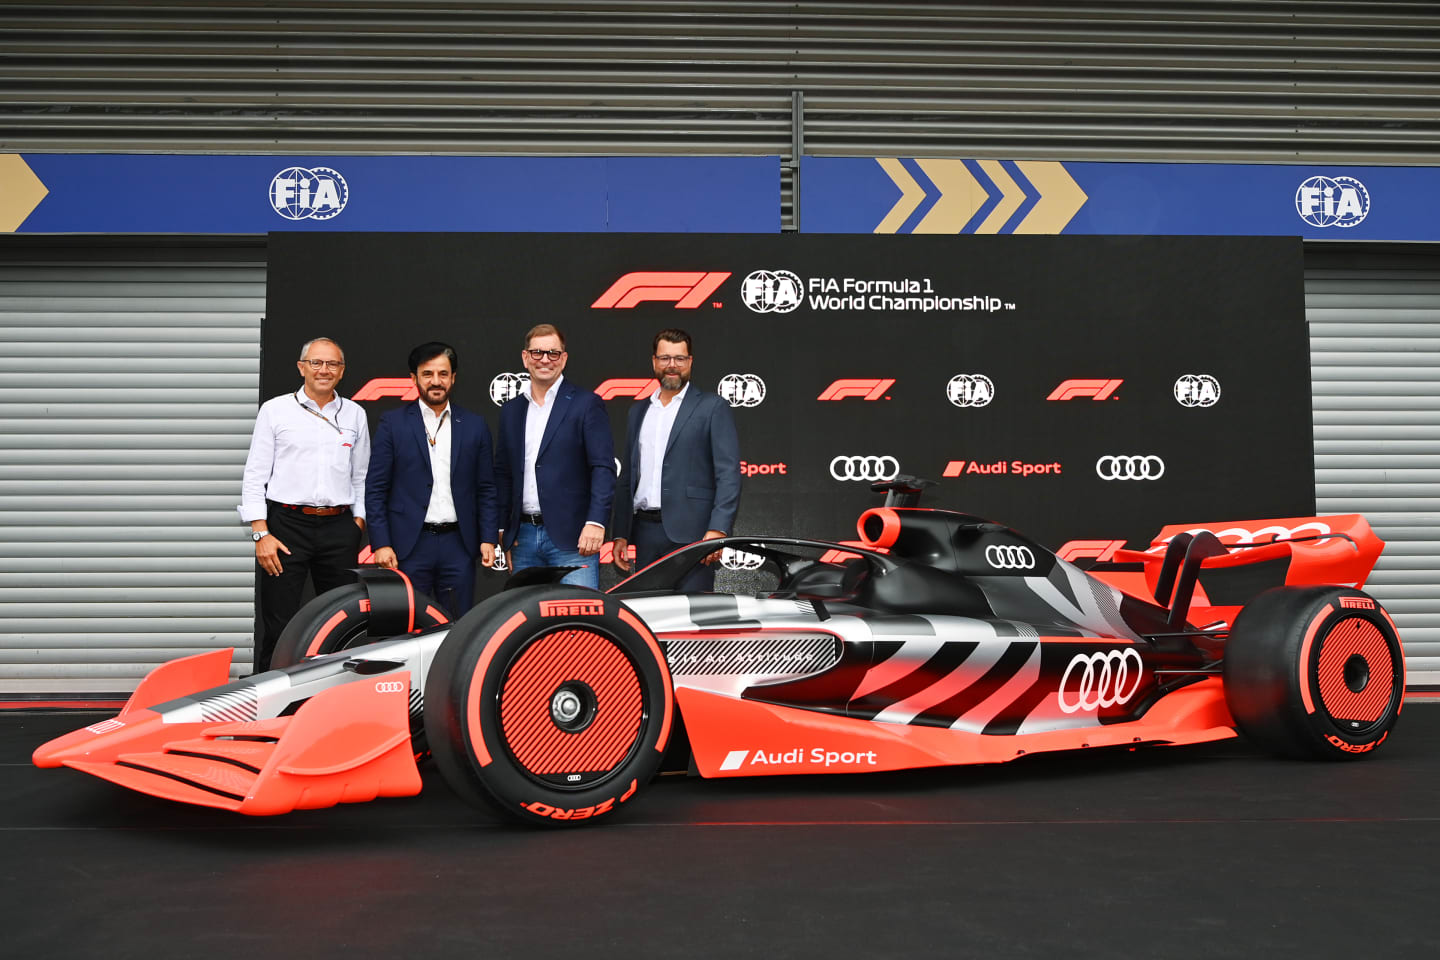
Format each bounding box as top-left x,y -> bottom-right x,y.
718,374 -> 766,408
946,374 -> 994,408
591,272 -> 730,309
353,378 -> 418,402
595,379 -> 659,401
1057,540 -> 1127,563
818,378 -> 895,401
1048,379 -> 1123,401
269,166 -> 349,221
1174,374 -> 1220,408
1095,455 -> 1165,480
830,455 -> 899,482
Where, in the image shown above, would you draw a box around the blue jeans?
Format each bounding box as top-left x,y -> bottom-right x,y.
512,522 -> 599,589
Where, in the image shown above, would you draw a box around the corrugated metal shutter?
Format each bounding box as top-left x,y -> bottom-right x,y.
1308,244 -> 1440,686
0,239 -> 265,695
3,1 -> 1440,232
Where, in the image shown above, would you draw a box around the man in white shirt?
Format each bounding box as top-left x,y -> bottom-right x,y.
365,342 -> 499,615
612,328 -> 741,591
239,337 -> 369,671
495,324 -> 615,589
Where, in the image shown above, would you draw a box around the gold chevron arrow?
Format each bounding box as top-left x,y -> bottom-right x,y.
0,155 -> 48,232
1012,161 -> 1087,234
974,160 -> 1025,234
873,158 -> 926,234
913,159 -> 988,233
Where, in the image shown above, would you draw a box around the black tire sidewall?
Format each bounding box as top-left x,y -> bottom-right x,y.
426,585 -> 672,825
270,581 -> 450,669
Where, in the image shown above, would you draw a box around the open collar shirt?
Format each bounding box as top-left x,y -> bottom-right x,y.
521,373 -> 563,516
239,387 -> 370,522
635,382 -> 690,511
420,400 -> 457,524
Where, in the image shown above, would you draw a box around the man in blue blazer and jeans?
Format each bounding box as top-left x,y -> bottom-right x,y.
612,328 -> 741,591
495,324 -> 615,589
365,342 -> 499,615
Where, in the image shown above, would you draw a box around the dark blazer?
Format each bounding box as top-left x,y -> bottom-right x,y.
365,401 -> 500,560
612,387 -> 741,545
495,378 -> 616,552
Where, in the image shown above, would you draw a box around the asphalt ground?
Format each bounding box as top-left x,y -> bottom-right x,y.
2,705 -> 1437,960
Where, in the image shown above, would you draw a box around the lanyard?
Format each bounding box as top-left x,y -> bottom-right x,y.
425,409 -> 450,447
295,393 -> 343,434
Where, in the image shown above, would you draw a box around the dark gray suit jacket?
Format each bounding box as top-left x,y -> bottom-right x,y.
612,387 -> 741,545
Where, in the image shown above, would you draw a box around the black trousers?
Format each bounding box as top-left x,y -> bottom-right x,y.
631,512 -> 716,592
254,503 -> 361,671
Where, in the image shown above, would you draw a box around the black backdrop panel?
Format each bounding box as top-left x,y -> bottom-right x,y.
265,232 -> 1312,590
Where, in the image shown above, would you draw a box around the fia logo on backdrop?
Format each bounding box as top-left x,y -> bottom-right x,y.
269,167 -> 349,221
718,374 -> 766,408
1295,176 -> 1369,228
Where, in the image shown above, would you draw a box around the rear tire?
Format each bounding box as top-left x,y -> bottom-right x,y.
1224,586 -> 1404,759
425,585 -> 673,826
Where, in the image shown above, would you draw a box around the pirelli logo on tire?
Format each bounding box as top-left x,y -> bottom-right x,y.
539,599 -> 606,618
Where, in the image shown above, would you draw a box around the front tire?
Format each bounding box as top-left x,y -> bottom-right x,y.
1224,586 -> 1404,759
425,585 -> 673,826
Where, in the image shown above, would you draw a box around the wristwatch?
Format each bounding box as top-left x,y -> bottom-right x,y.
251,530 -> 270,542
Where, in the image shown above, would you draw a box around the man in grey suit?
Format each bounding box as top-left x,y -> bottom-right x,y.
611,328 -> 741,591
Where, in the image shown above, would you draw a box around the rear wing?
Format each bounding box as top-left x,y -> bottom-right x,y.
1100,515 -> 1385,628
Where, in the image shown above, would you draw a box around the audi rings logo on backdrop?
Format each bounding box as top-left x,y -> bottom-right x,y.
740,270 -> 804,313
984,544 -> 1035,570
1058,649 -> 1144,714
720,547 -> 766,572
1095,455 -> 1165,481
946,374 -> 994,408
490,372 -> 531,406
830,456 -> 899,482
1174,374 -> 1221,408
718,374 -> 766,408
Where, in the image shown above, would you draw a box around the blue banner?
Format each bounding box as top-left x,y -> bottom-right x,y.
0,155 -> 780,233
802,156 -> 1440,241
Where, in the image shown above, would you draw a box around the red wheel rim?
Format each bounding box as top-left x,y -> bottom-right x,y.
499,629 -> 645,783
1316,616 -> 1395,726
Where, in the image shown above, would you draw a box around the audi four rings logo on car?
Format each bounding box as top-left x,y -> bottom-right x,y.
984,544 -> 1035,570
946,374 -> 994,408
1095,455 -> 1165,480
718,373 -> 766,408
374,680 -> 405,693
1058,649 -> 1144,714
1174,374 -> 1220,407
830,456 -> 899,482
740,270 -> 804,313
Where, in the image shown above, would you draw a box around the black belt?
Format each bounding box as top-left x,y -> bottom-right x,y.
521,513 -> 544,525
635,508 -> 662,520
422,521 -> 459,533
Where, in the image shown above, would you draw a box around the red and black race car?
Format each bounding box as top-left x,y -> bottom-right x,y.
35,480 -> 1405,826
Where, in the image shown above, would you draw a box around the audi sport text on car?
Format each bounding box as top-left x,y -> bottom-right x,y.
35,479 -> 1405,827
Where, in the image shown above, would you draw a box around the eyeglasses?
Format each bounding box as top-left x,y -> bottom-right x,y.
654,355 -> 692,366
526,349 -> 565,361
303,359 -> 344,370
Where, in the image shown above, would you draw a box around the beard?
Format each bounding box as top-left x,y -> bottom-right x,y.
660,370 -> 689,392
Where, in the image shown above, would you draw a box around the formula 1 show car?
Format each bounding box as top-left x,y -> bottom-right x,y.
35,480 -> 1406,826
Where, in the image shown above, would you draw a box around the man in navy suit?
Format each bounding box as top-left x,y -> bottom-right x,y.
365,342 -> 499,615
612,328 -> 741,592
495,324 -> 615,589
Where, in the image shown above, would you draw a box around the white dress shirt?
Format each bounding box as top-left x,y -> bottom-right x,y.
635,383 -> 689,511
239,387 -> 370,522
421,401 -> 457,524
521,373 -> 563,515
